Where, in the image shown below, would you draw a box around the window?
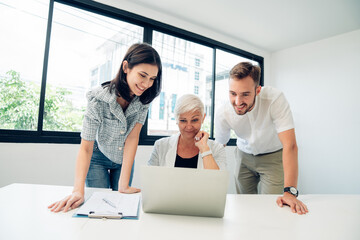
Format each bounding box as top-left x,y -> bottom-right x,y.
44,2 -> 143,132
171,94 -> 177,120
0,0 -> 263,145
195,71 -> 200,80
159,92 -> 165,120
195,58 -> 200,67
0,0 -> 49,131
148,104 -> 152,119
148,31 -> 213,136
194,86 -> 199,95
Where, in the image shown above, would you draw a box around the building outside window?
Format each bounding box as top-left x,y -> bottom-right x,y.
195,71 -> 200,80
195,58 -> 200,67
194,86 -> 199,95
159,92 -> 165,120
171,94 -> 177,120
148,31 -> 213,136
44,2 -> 143,132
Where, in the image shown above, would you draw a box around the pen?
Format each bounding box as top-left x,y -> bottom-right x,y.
103,198 -> 116,208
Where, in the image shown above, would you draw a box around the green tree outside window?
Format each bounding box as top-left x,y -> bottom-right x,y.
0,70 -> 84,131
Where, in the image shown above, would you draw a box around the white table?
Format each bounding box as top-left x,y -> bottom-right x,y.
1,183 -> 359,240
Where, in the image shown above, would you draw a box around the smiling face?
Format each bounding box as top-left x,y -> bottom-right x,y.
123,62 -> 158,97
229,76 -> 261,115
177,110 -> 205,140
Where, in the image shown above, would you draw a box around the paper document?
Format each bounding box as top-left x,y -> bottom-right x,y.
76,191 -> 140,217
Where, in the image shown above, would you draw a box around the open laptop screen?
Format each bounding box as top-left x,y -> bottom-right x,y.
140,166 -> 229,218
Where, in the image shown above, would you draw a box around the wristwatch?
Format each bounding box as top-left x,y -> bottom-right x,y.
284,186 -> 299,197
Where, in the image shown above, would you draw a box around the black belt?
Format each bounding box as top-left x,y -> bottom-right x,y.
254,148 -> 282,156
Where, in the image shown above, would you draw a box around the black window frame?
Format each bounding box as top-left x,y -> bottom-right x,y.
0,0 -> 264,146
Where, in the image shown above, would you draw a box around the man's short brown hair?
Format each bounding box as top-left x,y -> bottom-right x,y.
230,62 -> 261,86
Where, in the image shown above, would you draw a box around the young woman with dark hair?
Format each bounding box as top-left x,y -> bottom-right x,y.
49,43 -> 162,212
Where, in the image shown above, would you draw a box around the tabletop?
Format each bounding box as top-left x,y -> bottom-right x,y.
0,183 -> 359,240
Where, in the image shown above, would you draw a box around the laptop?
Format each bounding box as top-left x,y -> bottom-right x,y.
140,165 -> 229,218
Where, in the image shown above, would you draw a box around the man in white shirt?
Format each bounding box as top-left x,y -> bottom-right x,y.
215,62 -> 308,214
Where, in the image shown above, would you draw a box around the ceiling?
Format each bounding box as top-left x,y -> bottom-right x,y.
128,0 -> 360,52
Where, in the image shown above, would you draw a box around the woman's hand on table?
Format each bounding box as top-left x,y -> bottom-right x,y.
48,191 -> 84,213
119,186 -> 141,194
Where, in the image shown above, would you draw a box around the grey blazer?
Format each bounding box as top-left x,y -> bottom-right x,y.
148,133 -> 227,170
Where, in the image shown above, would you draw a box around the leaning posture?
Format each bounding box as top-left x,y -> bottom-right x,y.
49,43 -> 162,212
215,62 -> 308,214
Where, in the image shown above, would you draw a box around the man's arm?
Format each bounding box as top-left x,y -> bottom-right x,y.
278,128 -> 298,188
277,128 -> 308,215
214,106 -> 231,146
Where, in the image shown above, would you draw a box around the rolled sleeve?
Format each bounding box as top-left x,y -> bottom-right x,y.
270,93 -> 295,133
214,107 -> 231,145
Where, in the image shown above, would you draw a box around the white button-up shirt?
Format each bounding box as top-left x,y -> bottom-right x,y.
215,86 -> 294,155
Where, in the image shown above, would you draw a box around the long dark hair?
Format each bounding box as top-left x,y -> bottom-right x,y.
108,43 -> 162,104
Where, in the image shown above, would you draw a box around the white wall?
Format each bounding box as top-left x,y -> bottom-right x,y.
0,143 -> 78,187
270,29 -> 360,194
0,143 -> 237,193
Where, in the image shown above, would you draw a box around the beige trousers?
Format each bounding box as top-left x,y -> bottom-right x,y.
234,148 -> 284,194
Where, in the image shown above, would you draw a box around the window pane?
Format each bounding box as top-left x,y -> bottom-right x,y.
149,31 -> 213,136
44,2 -> 143,131
214,49 -> 260,139
0,0 -> 48,130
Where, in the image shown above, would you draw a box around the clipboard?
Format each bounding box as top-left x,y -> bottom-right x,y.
73,191 -> 140,220
88,211 -> 123,219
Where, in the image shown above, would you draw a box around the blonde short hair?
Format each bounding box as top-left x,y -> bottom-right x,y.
174,94 -> 204,122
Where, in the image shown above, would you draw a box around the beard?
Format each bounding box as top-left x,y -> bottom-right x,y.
233,96 -> 256,115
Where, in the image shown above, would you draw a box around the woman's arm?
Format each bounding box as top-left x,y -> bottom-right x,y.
195,131 -> 220,170
73,139 -> 94,194
118,123 -> 143,193
48,139 -> 94,212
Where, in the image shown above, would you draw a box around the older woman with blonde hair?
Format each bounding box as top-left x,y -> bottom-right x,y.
148,94 -> 226,169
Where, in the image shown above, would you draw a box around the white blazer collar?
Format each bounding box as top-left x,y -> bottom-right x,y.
164,133 -> 180,167
164,133 -> 203,169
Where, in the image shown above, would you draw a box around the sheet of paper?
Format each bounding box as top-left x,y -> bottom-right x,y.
76,191 -> 140,217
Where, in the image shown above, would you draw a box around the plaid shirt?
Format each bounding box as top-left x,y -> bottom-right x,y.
81,86 -> 149,164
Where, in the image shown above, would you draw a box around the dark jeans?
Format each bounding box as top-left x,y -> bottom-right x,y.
86,142 -> 134,191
